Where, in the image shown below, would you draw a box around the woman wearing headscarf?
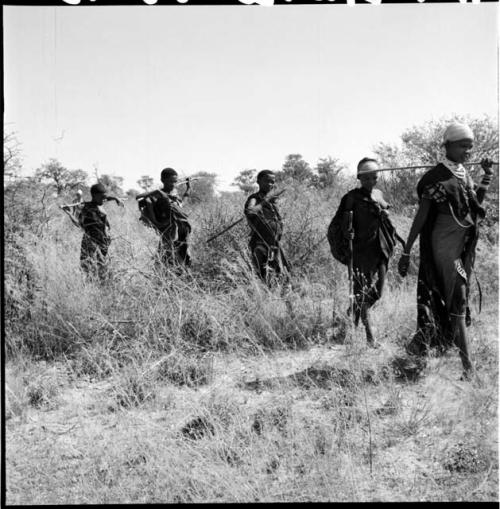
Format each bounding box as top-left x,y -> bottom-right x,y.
398,122 -> 494,380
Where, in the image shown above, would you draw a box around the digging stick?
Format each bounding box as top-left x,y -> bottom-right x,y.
347,211 -> 354,320
205,189 -> 287,245
206,217 -> 245,243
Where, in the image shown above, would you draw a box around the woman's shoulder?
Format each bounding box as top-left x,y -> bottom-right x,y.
417,163 -> 451,195
419,163 -> 451,182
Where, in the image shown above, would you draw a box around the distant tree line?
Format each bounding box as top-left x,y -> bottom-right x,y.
4,114 -> 498,240
231,155 -> 347,194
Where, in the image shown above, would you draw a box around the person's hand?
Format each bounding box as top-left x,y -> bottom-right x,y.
398,253 -> 410,277
344,228 -> 354,241
110,197 -> 124,207
480,158 -> 494,176
267,188 -> 285,203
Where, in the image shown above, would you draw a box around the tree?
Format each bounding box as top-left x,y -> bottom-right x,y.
182,171 -> 217,203
373,141 -> 420,211
314,156 -> 346,189
232,169 -> 258,194
137,175 -> 154,192
279,154 -> 315,184
4,176 -> 55,237
98,174 -> 124,197
35,159 -> 88,196
126,188 -> 140,199
4,131 -> 23,180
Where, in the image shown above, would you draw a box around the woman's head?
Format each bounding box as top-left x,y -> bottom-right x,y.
443,123 -> 474,164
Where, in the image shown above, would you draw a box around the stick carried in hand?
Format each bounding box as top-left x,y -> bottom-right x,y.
266,188 -> 287,201
347,211 -> 354,320
206,188 -> 287,244
206,217 -> 245,244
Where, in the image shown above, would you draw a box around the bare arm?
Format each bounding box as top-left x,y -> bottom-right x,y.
105,195 -> 124,207
397,198 -> 432,277
402,198 -> 432,255
180,179 -> 191,202
475,158 -> 494,204
245,197 -> 263,217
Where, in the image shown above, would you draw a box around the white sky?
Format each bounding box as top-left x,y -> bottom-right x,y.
3,3 -> 499,191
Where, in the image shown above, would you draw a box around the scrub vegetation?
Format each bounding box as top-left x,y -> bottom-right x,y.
4,116 -> 498,503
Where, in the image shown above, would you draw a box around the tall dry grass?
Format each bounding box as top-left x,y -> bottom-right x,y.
5,183 -> 498,503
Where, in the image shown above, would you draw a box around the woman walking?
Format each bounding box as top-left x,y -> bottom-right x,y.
398,122 -> 494,380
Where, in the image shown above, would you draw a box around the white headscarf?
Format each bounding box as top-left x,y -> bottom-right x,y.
357,159 -> 379,176
443,122 -> 475,144
440,122 -> 474,180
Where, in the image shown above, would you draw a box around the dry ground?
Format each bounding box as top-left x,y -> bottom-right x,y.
6,308 -> 498,504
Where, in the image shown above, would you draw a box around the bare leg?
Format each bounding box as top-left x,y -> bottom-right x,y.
362,263 -> 386,347
252,244 -> 268,282
450,281 -> 473,379
361,304 -> 375,345
350,272 -> 363,327
451,314 -> 473,379
375,263 -> 387,301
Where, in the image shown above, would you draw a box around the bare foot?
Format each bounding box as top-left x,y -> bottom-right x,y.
460,369 -> 474,382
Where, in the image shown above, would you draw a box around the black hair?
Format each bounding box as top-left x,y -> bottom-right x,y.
90,183 -> 107,195
161,167 -> 178,180
256,170 -> 275,182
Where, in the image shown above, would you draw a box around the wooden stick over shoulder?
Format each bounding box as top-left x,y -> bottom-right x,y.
375,161 -> 498,173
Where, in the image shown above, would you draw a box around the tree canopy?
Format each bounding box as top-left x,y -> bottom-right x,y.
35,159 -> 88,196
98,174 -> 125,197
232,169 -> 257,194
182,171 -> 218,203
137,175 -> 155,192
4,131 -> 23,180
277,154 -> 315,184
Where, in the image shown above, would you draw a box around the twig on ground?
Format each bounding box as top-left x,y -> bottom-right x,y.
41,422 -> 79,435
